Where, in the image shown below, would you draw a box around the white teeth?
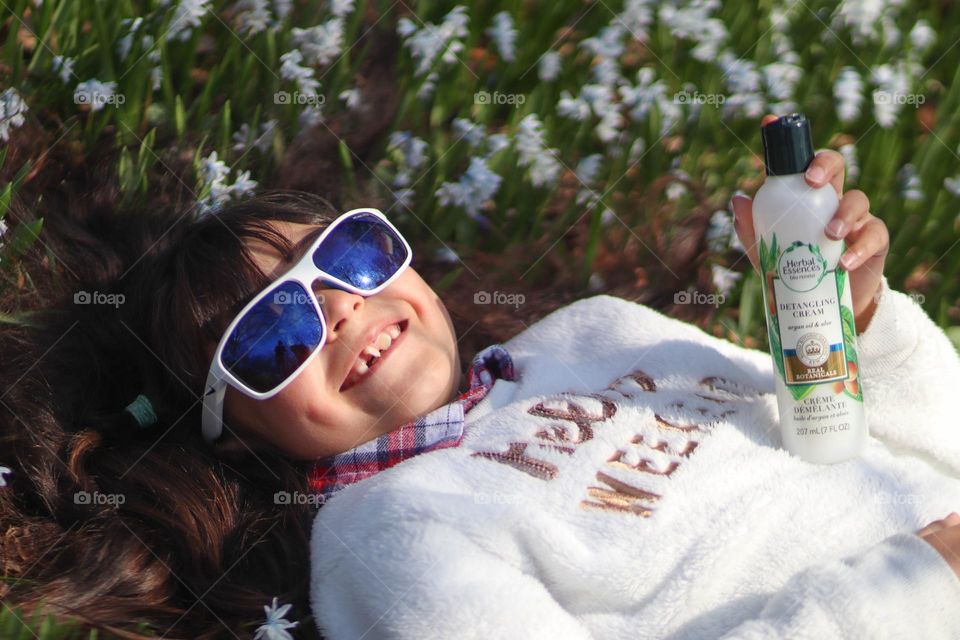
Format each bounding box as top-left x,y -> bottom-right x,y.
343,322 -> 403,389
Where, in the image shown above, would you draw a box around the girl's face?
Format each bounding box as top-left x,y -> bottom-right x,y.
211,221 -> 462,460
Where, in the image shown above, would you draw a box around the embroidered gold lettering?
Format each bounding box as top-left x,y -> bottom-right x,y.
580,471 -> 658,516
471,442 -> 559,480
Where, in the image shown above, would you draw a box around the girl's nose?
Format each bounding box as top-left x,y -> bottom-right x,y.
315,286 -> 363,338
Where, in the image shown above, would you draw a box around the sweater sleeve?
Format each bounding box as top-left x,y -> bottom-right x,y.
854,274 -> 960,465
312,519 -> 594,640
709,532 -> 960,640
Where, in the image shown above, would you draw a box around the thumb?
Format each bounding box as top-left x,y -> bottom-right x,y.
730,193 -> 759,273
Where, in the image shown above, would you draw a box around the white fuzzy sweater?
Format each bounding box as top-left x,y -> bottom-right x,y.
310,275 -> 960,639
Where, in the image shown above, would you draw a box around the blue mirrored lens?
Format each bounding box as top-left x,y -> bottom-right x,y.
312,212 -> 408,290
222,280 -> 323,393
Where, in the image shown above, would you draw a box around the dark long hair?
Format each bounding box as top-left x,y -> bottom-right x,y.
0,190 -> 343,638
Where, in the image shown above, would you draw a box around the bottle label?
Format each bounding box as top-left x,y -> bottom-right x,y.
759,233 -> 863,404
772,241 -> 847,384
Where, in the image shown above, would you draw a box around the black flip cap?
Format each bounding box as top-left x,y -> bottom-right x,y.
761,113 -> 815,176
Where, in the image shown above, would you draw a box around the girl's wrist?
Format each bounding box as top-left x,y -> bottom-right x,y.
855,284 -> 881,335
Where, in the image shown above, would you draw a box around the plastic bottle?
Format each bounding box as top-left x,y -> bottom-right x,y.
753,113 -> 867,464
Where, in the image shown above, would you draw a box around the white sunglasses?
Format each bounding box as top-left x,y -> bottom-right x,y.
201,208 -> 412,443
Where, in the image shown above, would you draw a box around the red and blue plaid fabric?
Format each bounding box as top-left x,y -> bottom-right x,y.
308,344 -> 515,501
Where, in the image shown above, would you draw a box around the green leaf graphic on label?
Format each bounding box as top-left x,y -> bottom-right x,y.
839,304 -> 863,402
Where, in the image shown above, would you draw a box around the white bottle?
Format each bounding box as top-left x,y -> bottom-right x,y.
752,113 -> 867,464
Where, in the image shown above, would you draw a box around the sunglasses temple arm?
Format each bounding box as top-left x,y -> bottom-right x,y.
201,369 -> 227,443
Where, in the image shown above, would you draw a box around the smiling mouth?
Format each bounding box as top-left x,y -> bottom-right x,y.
340,319 -> 408,391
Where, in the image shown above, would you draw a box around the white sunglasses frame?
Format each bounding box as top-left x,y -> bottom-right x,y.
201,207 -> 413,444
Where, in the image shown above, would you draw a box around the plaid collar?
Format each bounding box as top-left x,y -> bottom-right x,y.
307,344 -> 515,501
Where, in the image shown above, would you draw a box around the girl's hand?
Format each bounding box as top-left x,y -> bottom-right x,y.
917,513 -> 960,580
730,114 -> 890,334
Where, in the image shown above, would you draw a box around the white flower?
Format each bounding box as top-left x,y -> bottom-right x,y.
297,105 -> 324,129
253,597 -> 299,640
0,465 -> 11,488
538,51 -> 561,81
833,0 -> 889,45
229,170 -> 257,198
870,62 -> 914,128
196,151 -> 258,216
659,1 -> 728,62
391,188 -> 414,210
434,246 -> 460,263
838,143 -> 859,183
0,88 -> 28,142
762,62 -> 802,101
232,120 -> 277,154
666,181 -> 687,201
628,137 -> 647,163
619,0 -> 654,41
398,6 -> 469,77
339,88 -> 361,109
834,66 -> 863,124
580,25 -> 625,86
574,154 -> 604,206
235,0 -> 272,35
909,19 -> 936,53
272,0 -> 292,20
387,131 -> 428,171
711,264 -> 742,297
165,0 -> 210,42
279,49 -> 320,95
897,163 -> 924,201
486,11 -> 517,63
292,18 -> 344,66
574,154 -> 604,186
484,133 -> 509,158
435,157 -> 502,219
199,151 -> 230,187
944,175 -> 960,198
73,79 -> 117,112
718,51 -> 761,93
515,114 -> 561,188
116,17 -> 143,61
452,118 -> 485,148
706,208 -> 745,253
329,0 -> 354,18
595,108 -> 624,144
557,90 -> 590,121
51,55 -> 75,82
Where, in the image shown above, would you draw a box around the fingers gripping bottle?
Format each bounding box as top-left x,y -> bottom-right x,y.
753,113 -> 867,464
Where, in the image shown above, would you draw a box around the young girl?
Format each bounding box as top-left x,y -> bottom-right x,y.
2,150 -> 959,640
196,146 -> 958,636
